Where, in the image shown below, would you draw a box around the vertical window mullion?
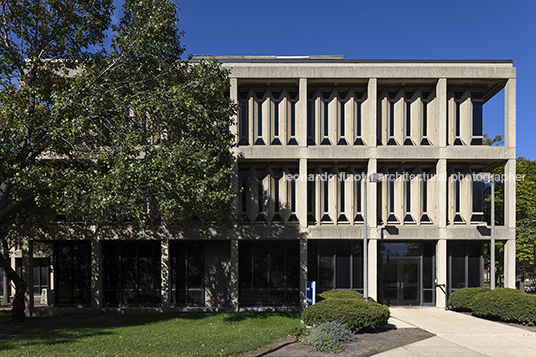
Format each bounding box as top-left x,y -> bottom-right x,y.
406,177 -> 411,213
324,101 -> 329,138
423,101 -> 428,137
390,101 -> 395,137
340,179 -> 345,213
455,178 -> 460,213
324,179 -> 329,213
274,101 -> 279,137
406,101 -> 411,137
333,245 -> 337,289
423,173 -> 428,213
291,102 -> 296,137
340,101 -> 345,137
258,101 -> 263,137
455,101 -> 461,137
356,102 -> 362,137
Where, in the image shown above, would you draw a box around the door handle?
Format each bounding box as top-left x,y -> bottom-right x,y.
401,282 -> 404,289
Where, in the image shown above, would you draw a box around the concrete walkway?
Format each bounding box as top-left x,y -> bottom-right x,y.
375,307 -> 536,357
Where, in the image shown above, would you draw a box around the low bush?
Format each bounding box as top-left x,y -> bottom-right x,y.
302,298 -> 390,333
471,288 -> 536,326
447,287 -> 489,311
319,289 -> 364,301
299,321 -> 356,352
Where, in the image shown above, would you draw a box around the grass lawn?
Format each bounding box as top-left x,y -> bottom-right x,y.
0,311 -> 302,356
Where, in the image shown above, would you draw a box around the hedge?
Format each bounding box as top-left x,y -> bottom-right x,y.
447,287 -> 489,311
470,288 -> 536,326
302,298 -> 390,333
318,290 -> 364,301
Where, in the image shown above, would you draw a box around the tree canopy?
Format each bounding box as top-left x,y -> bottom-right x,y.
514,157 -> 536,284
0,0 -> 237,320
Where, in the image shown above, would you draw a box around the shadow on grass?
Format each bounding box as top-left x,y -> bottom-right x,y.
223,311 -> 300,323
0,310 -> 302,354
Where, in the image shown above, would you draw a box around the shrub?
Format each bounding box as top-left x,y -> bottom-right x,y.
302,298 -> 390,333
447,287 -> 489,311
299,321 -> 356,352
471,288 -> 536,326
319,289 -> 364,301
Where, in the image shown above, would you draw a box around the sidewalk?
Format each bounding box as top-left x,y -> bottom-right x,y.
375,307 -> 536,357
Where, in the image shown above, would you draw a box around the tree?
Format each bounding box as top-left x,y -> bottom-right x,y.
0,0 -> 114,321
482,154 -> 536,288
514,157 -> 536,286
0,0 -> 237,321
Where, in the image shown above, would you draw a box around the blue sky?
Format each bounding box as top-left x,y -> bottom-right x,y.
115,0 -> 536,158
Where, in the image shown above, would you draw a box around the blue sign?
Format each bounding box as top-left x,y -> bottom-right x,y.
306,281 -> 316,307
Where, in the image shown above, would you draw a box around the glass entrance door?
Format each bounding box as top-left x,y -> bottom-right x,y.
381,258 -> 420,306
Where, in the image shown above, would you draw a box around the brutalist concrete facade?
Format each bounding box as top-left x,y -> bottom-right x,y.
11,57 -> 516,314
221,56 -> 516,309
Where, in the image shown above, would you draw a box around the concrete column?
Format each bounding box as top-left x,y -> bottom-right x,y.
230,239 -> 239,311
298,78 -> 307,147
436,239 -> 447,308
368,239 -> 378,300
299,237 -> 307,309
10,256 -> 15,299
230,77 -> 239,142
366,159 -> 378,300
504,239 -> 516,288
436,78 -> 447,148
90,239 -> 102,311
436,159 -> 447,227
367,159 -> 378,228
367,79 -> 377,147
504,157 -> 516,288
504,78 -> 516,149
231,162 -> 239,215
22,239 -> 33,316
436,158 -> 448,308
504,161 -> 516,230
2,269 -> 9,304
160,237 -> 170,311
298,159 -> 308,227
248,95 -> 254,146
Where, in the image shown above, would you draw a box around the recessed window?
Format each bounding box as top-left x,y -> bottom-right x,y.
321,101 -> 331,145
239,100 -> 248,146
340,102 -> 345,137
258,101 -> 263,137
390,101 -> 395,138
471,96 -> 483,145
307,100 -> 315,145
255,100 -> 265,145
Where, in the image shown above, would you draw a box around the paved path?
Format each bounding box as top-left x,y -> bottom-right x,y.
375,307 -> 536,357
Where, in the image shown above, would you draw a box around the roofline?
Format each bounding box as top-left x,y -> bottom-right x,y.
191,55 -> 513,64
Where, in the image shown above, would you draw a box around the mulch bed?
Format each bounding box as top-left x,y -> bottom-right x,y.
238,327 -> 434,357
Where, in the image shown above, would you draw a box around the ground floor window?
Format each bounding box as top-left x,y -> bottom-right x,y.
379,241 -> 435,306
170,241 -> 204,307
15,257 -> 50,295
307,241 -> 363,293
33,258 -> 50,296
448,241 -> 484,295
239,241 -> 300,306
54,241 -> 91,306
103,241 -> 161,307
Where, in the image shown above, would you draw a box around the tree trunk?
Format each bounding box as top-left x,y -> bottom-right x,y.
0,251 -> 26,322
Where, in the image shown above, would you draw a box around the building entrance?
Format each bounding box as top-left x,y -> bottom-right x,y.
379,242 -> 436,306
381,257 -> 420,305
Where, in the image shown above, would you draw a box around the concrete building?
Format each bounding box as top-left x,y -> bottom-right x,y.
4,56 -> 517,313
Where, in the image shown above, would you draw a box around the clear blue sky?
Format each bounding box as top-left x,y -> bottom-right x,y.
116,0 -> 536,159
